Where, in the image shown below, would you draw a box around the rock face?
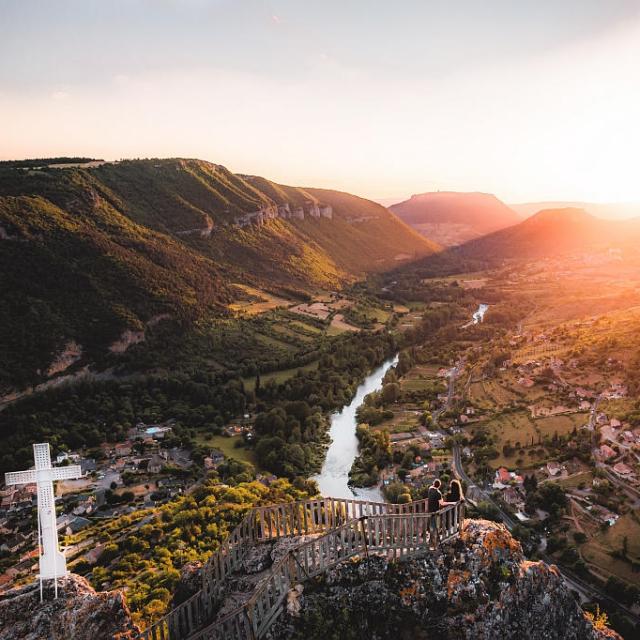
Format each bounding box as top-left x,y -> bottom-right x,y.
269,519 -> 621,640
0,574 -> 139,640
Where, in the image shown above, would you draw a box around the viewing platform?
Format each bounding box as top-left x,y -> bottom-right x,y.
135,496 -> 466,640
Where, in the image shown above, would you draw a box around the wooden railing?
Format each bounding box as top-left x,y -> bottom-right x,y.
134,497 -> 464,640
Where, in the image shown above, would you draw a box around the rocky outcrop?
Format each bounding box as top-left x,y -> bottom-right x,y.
233,202 -> 333,227
46,340 -> 83,376
109,329 -> 145,354
268,519 -> 621,640
0,574 -> 139,640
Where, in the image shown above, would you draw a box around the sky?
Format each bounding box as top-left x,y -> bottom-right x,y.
1,0 -> 640,204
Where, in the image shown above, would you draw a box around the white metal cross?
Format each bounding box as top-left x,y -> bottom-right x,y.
5,443 -> 82,599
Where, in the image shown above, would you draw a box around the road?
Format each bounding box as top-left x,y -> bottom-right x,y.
432,362 -> 461,424
588,394 -> 603,430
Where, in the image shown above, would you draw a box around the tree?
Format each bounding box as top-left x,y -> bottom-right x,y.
381,382 -> 400,405
573,531 -> 587,544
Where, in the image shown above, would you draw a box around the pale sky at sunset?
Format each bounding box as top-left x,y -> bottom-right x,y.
1,1 -> 640,203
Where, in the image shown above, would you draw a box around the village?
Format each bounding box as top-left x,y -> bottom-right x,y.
0,419 -> 268,592
347,268 -> 640,603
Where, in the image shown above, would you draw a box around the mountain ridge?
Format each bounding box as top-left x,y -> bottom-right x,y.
455,207 -> 640,261
0,158 -> 436,391
390,191 -> 519,246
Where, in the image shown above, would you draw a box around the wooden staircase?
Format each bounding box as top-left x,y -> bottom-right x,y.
134,496 -> 465,640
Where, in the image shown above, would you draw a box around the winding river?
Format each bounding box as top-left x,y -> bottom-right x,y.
312,304 -> 486,501
312,355 -> 398,501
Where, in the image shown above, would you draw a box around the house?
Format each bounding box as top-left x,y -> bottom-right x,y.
596,444 -> 616,461
65,516 -> 91,535
257,474 -> 278,487
494,467 -> 512,488
502,487 -> 524,509
494,467 -> 523,488
84,544 -> 105,565
612,462 -> 633,477
546,461 -> 561,476
72,497 -> 96,516
56,514 -> 74,533
1,533 -> 27,554
56,451 -> 80,465
114,442 -> 132,457
600,425 -> 619,443
80,458 -> 97,475
147,454 -> 165,474
145,425 -> 172,439
390,432 -> 414,443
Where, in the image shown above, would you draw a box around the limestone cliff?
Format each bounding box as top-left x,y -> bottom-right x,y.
269,519 -> 621,640
0,574 -> 139,640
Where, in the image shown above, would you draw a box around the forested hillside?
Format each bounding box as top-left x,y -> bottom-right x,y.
0,159 -> 436,392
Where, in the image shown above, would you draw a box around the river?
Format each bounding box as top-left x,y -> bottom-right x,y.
312,354 -> 398,501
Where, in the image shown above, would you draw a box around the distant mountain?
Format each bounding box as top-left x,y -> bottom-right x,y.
511,201 -> 640,221
456,207 -> 640,261
390,191 -> 519,246
0,158 -> 436,390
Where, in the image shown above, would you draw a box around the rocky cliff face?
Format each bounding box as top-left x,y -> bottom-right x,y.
0,574 -> 139,640
0,521 -> 621,640
269,519 -> 621,640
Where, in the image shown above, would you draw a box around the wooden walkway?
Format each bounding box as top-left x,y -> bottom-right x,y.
134,496 -> 465,640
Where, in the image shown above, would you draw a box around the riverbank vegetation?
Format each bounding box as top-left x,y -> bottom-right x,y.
349,424 -> 392,487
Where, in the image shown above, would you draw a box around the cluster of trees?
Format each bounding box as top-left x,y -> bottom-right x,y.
251,331 -> 398,478
0,374 -> 248,476
253,403 -> 326,476
80,475 -> 312,627
349,424 -> 391,487
524,480 -> 567,521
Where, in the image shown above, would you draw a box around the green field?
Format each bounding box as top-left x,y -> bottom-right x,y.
555,471 -> 594,490
581,513 -> 640,585
242,361 -> 320,391
194,434 -> 257,466
482,411 -> 539,468
535,412 -> 588,438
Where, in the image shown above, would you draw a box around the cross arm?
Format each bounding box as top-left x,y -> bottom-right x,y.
5,470 -> 37,486
49,465 -> 83,481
